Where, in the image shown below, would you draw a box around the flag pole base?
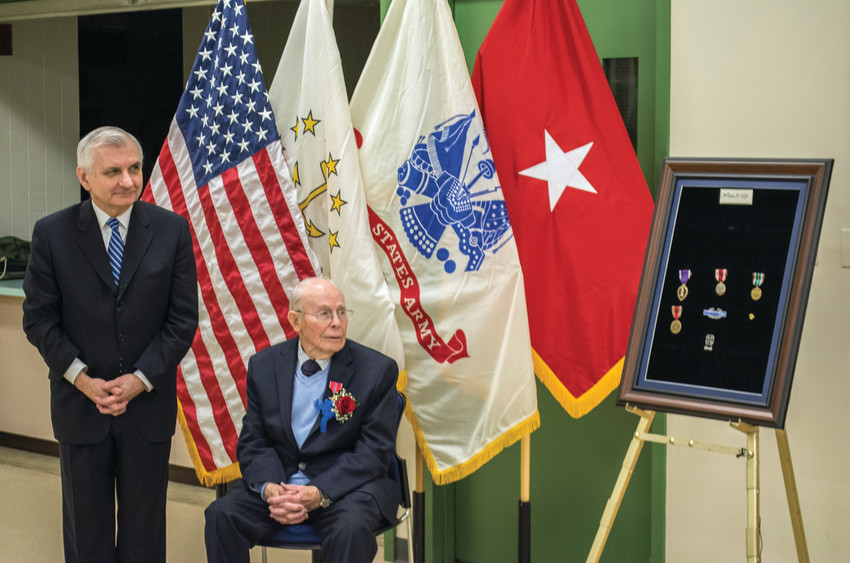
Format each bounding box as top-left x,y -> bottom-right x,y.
518,500 -> 531,563
413,490 -> 425,563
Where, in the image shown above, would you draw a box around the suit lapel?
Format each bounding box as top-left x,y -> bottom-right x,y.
305,342 -> 355,440
118,203 -> 153,298
75,200 -> 115,292
275,341 -> 300,450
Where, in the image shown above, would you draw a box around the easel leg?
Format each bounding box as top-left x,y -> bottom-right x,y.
732,421 -> 760,563
776,429 -> 809,562
746,428 -> 760,563
586,407 -> 655,563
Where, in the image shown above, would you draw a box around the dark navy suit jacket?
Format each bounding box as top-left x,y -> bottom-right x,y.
237,338 -> 401,522
23,198 -> 198,444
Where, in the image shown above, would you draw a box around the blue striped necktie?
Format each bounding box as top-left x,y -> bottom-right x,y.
106,217 -> 124,287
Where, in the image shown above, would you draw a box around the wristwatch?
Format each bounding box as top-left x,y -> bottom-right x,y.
319,490 -> 333,509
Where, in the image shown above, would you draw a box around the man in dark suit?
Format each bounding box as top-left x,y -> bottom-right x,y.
22,126 -> 199,563
204,277 -> 400,563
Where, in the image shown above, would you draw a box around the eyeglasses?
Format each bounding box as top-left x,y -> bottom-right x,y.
295,308 -> 353,325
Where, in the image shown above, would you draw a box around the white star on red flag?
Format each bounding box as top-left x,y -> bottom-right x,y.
518,130 -> 596,211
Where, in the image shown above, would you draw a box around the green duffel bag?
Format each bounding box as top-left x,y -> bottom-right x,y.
0,235 -> 30,280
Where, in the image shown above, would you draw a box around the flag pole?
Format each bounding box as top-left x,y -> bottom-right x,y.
518,435 -> 531,563
413,444 -> 425,563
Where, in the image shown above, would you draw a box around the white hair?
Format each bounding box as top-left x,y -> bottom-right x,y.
77,126 -> 143,173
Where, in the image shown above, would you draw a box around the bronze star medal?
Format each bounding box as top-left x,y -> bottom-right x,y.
671,305 -> 683,334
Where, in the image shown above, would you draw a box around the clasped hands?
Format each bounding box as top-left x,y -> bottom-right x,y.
263,483 -> 323,525
74,371 -> 146,416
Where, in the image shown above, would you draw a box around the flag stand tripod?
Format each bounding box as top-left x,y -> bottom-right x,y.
586,404 -> 809,563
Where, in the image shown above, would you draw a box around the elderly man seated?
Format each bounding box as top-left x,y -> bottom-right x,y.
204,277 -> 400,563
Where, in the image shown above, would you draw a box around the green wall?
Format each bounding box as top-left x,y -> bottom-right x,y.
381,1 -> 670,561
452,389 -> 657,562
453,0 -> 669,194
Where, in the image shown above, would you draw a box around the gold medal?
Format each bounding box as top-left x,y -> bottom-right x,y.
671,306 -> 683,334
751,273 -> 764,301
714,269 -> 728,296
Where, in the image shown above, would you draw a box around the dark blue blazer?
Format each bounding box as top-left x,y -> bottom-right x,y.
237,338 -> 401,522
23,198 -> 198,444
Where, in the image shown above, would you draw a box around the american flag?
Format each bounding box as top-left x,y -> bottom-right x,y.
143,0 -> 319,485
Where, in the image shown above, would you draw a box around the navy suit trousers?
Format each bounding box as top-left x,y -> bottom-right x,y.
204,480 -> 384,563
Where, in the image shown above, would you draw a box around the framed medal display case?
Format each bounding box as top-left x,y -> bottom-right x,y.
617,158 -> 832,428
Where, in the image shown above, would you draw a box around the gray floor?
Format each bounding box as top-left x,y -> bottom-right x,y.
0,445 -> 385,562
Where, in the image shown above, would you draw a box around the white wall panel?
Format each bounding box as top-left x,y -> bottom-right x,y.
669,1 -> 850,561
0,17 -> 79,241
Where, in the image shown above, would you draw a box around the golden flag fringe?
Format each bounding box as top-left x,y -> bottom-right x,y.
534,351 -> 625,419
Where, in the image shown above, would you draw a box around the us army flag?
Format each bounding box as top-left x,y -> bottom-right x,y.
268,0 -> 404,367
350,0 -> 539,484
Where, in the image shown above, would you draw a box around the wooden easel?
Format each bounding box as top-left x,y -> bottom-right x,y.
586,405 -> 809,563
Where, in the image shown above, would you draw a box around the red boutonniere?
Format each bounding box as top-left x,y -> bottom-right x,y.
331,389 -> 358,423
316,381 -> 359,432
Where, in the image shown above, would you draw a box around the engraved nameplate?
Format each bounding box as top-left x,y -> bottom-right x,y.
719,188 -> 754,205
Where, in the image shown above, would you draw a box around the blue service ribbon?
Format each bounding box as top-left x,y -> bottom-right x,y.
315,398 -> 335,433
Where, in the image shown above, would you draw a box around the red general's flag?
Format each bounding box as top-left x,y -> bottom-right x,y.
472,0 -> 653,417
143,0 -> 319,485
